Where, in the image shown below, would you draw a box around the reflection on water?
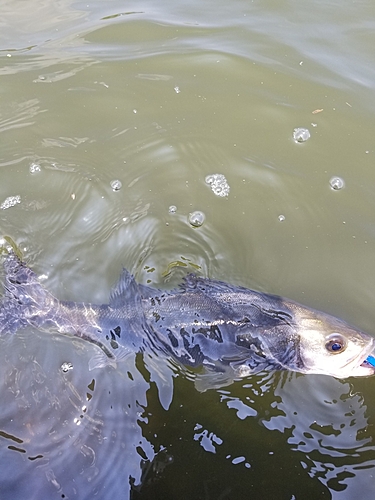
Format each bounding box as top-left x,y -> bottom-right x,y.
0,330 -> 157,499
131,370 -> 375,499
263,374 -> 375,497
1,324 -> 374,499
1,0 -> 375,497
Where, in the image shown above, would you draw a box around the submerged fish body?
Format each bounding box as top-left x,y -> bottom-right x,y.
0,252 -> 374,383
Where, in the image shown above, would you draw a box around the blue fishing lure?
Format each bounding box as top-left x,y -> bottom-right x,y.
366,355 -> 375,367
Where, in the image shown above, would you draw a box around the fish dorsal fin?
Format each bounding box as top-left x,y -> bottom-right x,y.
109,268 -> 140,308
180,274 -> 236,294
179,273 -> 200,292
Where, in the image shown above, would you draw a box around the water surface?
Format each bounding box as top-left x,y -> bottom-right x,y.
1,0 -> 375,498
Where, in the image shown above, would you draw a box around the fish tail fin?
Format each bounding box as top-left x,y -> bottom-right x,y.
0,251 -> 56,334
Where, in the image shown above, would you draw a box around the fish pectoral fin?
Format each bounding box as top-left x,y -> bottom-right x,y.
229,357 -> 275,377
193,363 -> 237,392
230,360 -> 264,377
194,370 -> 235,393
194,355 -> 275,392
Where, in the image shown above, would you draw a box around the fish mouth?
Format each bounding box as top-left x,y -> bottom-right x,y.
342,360 -> 375,377
353,346 -> 375,377
344,340 -> 375,377
359,358 -> 375,375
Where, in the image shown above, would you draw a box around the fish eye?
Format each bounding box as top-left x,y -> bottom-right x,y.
325,334 -> 346,354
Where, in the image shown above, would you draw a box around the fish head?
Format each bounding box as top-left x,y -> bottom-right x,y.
289,302 -> 375,378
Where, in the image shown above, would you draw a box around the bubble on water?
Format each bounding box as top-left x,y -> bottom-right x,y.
278,214 -> 285,222
205,173 -> 230,197
189,211 -> 205,227
329,176 -> 345,191
235,364 -> 252,377
110,179 -> 122,191
168,205 -> 177,214
174,86 -> 181,94
29,162 -> 41,173
293,127 -> 310,143
61,362 -> 73,372
1,195 -> 21,210
232,456 -> 246,465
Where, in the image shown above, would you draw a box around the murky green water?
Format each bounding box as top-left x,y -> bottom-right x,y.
1,0 -> 375,498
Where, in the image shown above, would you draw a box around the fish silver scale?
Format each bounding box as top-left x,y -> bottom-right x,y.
0,252 -> 374,380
